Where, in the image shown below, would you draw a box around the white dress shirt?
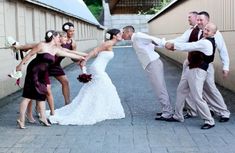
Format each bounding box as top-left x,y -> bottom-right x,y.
214,31 -> 230,71
174,38 -> 213,56
131,32 -> 165,69
170,28 -> 229,71
169,28 -> 193,43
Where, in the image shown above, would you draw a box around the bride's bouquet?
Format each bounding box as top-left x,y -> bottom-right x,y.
77,66 -> 92,83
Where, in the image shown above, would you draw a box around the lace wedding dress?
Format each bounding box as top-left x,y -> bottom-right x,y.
48,51 -> 125,125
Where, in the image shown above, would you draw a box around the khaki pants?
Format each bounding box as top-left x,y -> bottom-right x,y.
145,58 -> 173,118
185,63 -> 230,118
173,67 -> 215,125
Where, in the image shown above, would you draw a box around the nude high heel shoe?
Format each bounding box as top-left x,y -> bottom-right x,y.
25,114 -> 36,124
39,118 -> 51,127
16,119 -> 26,129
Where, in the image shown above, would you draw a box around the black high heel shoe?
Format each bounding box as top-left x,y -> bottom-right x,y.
39,119 -> 51,127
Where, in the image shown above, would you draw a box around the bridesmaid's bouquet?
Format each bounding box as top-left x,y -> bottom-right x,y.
5,36 -> 25,60
77,66 -> 92,83
8,69 -> 23,87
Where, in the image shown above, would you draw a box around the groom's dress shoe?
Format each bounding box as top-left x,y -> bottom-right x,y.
201,124 -> 215,130
156,112 -> 162,116
219,117 -> 229,122
165,117 -> 180,122
183,113 -> 192,119
155,116 -> 169,121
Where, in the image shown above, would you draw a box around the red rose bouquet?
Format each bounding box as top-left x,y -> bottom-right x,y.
77,66 -> 92,83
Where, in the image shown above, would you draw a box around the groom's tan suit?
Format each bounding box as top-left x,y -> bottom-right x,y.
131,32 -> 173,118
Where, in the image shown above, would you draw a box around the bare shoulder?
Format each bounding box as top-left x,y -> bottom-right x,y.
102,41 -> 113,48
37,41 -> 46,48
54,45 -> 64,52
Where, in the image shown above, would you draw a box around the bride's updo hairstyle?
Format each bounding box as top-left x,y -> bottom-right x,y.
105,28 -> 120,40
62,22 -> 74,32
45,30 -> 59,43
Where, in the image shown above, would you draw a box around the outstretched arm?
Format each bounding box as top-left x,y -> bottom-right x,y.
55,47 -> 85,61
67,39 -> 89,62
16,43 -> 42,71
168,28 -> 192,43
80,42 -> 111,67
14,43 -> 38,52
165,39 -> 213,56
134,32 -> 166,48
65,50 -> 88,56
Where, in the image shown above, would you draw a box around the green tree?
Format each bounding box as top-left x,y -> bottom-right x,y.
83,0 -> 102,6
139,0 -> 172,15
83,0 -> 103,21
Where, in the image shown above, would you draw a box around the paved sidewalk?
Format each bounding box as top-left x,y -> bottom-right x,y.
0,47 -> 235,153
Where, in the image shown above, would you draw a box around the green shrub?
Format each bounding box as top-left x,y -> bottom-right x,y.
88,4 -> 103,19
139,0 -> 172,15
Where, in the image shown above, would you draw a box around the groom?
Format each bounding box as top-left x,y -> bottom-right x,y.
122,25 -> 173,120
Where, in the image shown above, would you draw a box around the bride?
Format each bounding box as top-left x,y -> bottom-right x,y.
48,29 -> 125,125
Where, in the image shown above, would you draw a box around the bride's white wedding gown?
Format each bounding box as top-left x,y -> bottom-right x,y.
48,51 -> 125,125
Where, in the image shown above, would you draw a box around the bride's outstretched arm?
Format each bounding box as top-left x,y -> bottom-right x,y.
84,45 -> 103,61
79,48 -> 99,68
80,42 -> 112,68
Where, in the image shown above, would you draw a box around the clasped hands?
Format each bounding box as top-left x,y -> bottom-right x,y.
165,42 -> 175,51
77,57 -> 87,69
152,40 -> 174,51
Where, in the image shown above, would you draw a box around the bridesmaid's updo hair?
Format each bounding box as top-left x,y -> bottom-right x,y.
62,22 -> 74,32
57,31 -> 67,37
105,28 -> 120,40
45,30 -> 58,42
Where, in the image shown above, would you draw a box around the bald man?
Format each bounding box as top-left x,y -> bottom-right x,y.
165,23 -> 217,129
164,11 -> 230,122
185,12 -> 230,122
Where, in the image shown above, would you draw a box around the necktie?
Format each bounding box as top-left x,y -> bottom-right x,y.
199,31 -> 203,39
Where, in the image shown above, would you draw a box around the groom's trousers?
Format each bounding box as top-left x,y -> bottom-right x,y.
145,58 -> 173,118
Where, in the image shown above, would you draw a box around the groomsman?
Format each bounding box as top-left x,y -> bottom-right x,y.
165,22 -> 217,129
122,26 -> 173,120
167,11 -> 230,122
185,11 -> 230,122
167,11 -> 199,117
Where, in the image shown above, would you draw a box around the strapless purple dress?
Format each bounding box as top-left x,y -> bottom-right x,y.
48,41 -> 73,77
22,53 -> 54,101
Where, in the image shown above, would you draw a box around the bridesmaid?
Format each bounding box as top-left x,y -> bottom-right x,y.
16,30 -> 85,129
46,29 -> 86,116
48,22 -> 79,107
46,22 -> 83,115
13,22 -> 86,116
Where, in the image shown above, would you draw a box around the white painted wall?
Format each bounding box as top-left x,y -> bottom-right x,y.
0,0 -> 104,99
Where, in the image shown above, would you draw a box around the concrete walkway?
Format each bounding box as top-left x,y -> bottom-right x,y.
0,47 -> 235,153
